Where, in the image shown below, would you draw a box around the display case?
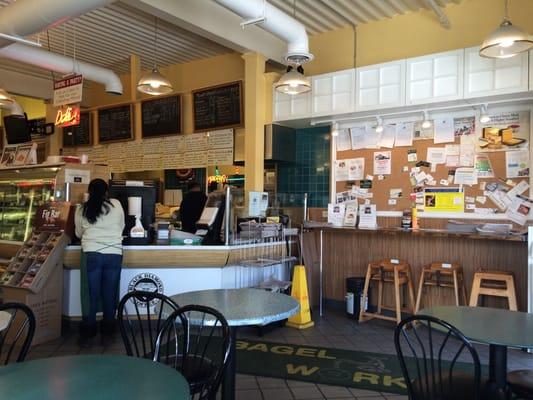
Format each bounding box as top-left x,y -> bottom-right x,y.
0,163 -> 109,242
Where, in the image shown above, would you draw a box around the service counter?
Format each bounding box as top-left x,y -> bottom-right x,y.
302,223 -> 528,312
62,240 -> 291,318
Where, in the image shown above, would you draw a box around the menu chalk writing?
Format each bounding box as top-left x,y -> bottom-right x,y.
141,95 -> 181,138
98,104 -> 132,143
63,112 -> 91,147
193,81 -> 243,132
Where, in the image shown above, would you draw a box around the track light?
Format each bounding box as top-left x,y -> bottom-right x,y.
331,122 -> 339,137
375,116 -> 384,133
422,111 -> 432,129
480,104 -> 491,124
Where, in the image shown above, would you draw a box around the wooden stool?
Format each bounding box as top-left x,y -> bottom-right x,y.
414,262 -> 468,313
359,259 -> 416,324
469,269 -> 518,311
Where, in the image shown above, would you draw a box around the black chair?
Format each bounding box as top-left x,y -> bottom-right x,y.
117,291 -> 179,358
0,302 -> 36,364
508,369 -> 533,399
154,304 -> 231,400
394,314 -> 481,400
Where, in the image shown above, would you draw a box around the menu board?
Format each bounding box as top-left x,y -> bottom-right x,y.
141,95 -> 181,138
193,81 -> 243,132
63,112 -> 91,147
98,104 -> 133,143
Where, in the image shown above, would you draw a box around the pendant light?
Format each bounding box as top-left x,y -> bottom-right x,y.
375,116 -> 384,133
422,111 -> 432,129
275,65 -> 311,95
480,104 -> 491,124
479,0 -> 533,58
137,17 -> 173,95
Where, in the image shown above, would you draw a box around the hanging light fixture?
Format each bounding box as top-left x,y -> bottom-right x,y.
479,0 -> 533,58
331,122 -> 339,137
422,111 -> 432,129
480,104 -> 491,124
137,17 -> 173,95
0,88 -> 14,106
275,65 -> 311,95
375,116 -> 384,133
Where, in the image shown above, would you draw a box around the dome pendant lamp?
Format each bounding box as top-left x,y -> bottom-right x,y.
479,0 -> 533,58
137,17 -> 173,95
275,64 -> 311,95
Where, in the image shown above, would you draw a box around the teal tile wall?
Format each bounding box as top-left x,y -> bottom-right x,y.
277,126 -> 330,207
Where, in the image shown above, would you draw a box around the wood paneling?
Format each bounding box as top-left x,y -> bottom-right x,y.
303,228 -> 528,311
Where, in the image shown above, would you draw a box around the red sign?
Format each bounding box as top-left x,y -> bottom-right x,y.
53,74 -> 83,90
55,105 -> 80,127
53,74 -> 83,106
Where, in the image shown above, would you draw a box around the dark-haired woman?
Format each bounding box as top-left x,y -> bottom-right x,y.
75,179 -> 124,347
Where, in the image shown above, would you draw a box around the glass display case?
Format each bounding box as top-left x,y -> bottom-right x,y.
0,167 -> 57,242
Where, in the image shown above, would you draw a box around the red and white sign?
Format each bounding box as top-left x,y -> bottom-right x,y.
55,105 -> 80,127
53,74 -> 83,106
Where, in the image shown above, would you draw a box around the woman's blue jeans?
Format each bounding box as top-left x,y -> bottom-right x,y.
83,252 -> 122,326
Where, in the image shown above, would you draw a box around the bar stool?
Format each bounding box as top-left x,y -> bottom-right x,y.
414,262 -> 468,313
359,259 -> 416,324
469,269 -> 518,311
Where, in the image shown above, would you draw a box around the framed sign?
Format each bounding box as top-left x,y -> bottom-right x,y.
98,104 -> 133,143
192,81 -> 243,132
141,95 -> 181,138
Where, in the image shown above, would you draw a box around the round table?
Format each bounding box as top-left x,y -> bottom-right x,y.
0,311 -> 11,331
0,354 -> 190,400
420,306 -> 533,400
170,288 -> 300,400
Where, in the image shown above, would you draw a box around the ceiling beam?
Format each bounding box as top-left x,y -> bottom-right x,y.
0,68 -> 52,99
123,0 -> 287,65
423,0 -> 451,28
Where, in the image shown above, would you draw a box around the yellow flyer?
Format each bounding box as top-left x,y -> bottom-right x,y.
424,188 -> 464,212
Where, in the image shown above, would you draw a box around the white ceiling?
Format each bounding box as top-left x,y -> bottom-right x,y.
0,0 -> 462,89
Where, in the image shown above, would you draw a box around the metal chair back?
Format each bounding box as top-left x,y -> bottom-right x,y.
0,302 -> 35,364
154,304 -> 231,400
117,290 -> 179,358
394,314 -> 481,400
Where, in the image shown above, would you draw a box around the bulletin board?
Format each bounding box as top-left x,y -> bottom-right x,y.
334,112 -> 530,216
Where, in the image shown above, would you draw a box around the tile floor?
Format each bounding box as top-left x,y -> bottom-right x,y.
26,308 -> 533,400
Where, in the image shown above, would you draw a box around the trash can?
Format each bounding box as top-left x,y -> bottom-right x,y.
346,277 -> 370,319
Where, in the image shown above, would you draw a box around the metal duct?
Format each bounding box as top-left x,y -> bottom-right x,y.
215,0 -> 313,64
0,43 -> 123,94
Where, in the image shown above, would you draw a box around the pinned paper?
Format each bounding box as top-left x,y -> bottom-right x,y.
465,196 -> 475,203
507,180 -> 529,198
506,150 -> 529,178
439,179 -> 449,186
348,158 -> 365,181
474,154 -> 494,178
434,117 -> 454,144
407,149 -> 417,162
427,147 -> 446,164
454,168 -> 478,185
350,126 -> 367,150
395,122 -> 414,147
459,143 -> 475,167
402,166 -> 409,172
390,188 -> 403,198
388,199 -> 397,205
476,196 -> 486,204
360,180 -> 373,189
506,179 -> 516,187
474,208 -> 497,214
373,151 -> 392,175
366,175 -> 374,181
336,129 -> 352,151
378,175 -> 385,180
466,204 -> 476,210
378,125 -> 396,148
480,182 -> 487,191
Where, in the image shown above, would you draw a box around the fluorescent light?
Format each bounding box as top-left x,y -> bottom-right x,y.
479,0 -> 533,58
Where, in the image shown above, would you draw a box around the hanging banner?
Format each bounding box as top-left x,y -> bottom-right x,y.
53,74 -> 83,106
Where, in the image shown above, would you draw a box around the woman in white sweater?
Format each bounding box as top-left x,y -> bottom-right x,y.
75,179 -> 124,347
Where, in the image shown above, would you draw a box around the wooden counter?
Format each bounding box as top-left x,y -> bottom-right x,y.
302,224 -> 528,311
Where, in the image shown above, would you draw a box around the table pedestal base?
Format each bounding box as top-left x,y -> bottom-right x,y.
222,327 -> 237,400
487,344 -> 512,400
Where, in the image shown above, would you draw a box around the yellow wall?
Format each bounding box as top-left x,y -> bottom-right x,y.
306,0 -> 533,75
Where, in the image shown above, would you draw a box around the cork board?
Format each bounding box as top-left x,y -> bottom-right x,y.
335,137 -> 529,214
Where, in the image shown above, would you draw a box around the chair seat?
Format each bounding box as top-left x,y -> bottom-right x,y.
412,372 -> 483,400
508,369 -> 533,399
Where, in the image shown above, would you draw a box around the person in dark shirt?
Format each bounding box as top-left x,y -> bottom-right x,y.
179,181 -> 207,233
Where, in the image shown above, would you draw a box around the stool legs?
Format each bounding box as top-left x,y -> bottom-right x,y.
406,267 -> 416,315
359,264 -> 372,322
506,277 -> 518,311
469,273 -> 482,307
394,267 -> 402,323
414,270 -> 426,314
452,270 -> 460,306
417,268 -> 467,312
469,272 -> 518,311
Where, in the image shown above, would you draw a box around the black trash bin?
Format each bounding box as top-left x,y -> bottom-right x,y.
346,277 -> 370,319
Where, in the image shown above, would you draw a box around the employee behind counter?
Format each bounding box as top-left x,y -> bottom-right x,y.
178,181 -> 207,234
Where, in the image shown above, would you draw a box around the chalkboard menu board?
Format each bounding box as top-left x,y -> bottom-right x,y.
63,112 -> 92,147
141,95 -> 181,138
98,104 -> 133,143
193,81 -> 243,132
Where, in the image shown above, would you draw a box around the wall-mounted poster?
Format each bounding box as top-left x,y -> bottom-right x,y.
0,145 -> 17,167
477,110 -> 529,152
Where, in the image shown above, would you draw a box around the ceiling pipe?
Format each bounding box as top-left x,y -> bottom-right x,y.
0,43 -> 123,94
215,0 -> 313,64
424,0 -> 450,29
0,0 -> 114,49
